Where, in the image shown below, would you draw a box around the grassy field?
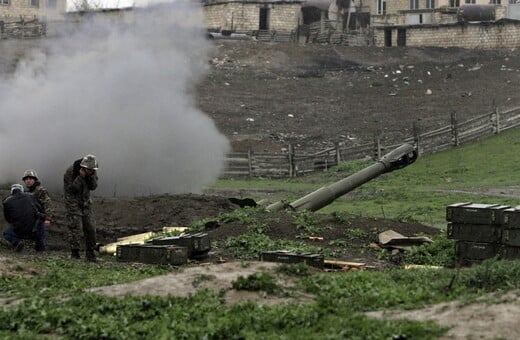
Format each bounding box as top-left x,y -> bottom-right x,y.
214,128 -> 520,228
1,131 -> 520,338
0,256 -> 519,339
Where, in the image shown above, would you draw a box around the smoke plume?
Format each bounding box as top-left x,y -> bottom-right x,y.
0,1 -> 230,197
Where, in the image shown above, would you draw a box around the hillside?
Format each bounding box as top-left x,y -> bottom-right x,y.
199,40 -> 520,152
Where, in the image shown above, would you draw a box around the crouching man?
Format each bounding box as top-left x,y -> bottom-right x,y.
2,184 -> 46,252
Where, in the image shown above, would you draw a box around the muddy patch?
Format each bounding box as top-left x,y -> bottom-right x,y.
366,290 -> 520,340
90,261 -> 312,305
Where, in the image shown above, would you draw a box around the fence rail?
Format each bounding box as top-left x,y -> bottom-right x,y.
0,19 -> 46,39
222,105 -> 520,178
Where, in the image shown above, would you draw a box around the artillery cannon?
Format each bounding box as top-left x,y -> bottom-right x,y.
266,143 -> 418,212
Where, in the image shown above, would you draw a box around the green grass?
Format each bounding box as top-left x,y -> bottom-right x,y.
1,257 -> 519,339
209,128 -> 520,228
2,131 -> 520,338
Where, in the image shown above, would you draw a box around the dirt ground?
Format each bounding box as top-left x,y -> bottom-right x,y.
199,40 -> 520,153
2,39 -> 520,338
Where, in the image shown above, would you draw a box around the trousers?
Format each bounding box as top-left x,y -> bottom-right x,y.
3,224 -> 46,251
67,213 -> 96,252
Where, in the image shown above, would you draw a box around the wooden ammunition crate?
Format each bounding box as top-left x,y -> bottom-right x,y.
260,251 -> 324,268
149,233 -> 211,258
446,203 -> 510,225
455,241 -> 499,261
138,245 -> 188,265
447,223 -> 502,243
116,243 -> 143,262
117,244 -> 188,265
500,246 -> 520,260
502,229 -> 520,247
501,207 -> 520,229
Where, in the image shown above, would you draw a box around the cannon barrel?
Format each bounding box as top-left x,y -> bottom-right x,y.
266,143 -> 418,212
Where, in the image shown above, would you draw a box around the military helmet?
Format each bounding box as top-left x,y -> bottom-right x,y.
10,183 -> 23,193
80,154 -> 98,170
22,169 -> 38,181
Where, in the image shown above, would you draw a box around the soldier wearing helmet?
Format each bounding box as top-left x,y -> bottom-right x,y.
22,169 -> 53,228
63,154 -> 99,262
3,183 -> 46,252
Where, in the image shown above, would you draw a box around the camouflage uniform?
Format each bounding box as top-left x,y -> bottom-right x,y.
63,156 -> 98,259
25,180 -> 53,223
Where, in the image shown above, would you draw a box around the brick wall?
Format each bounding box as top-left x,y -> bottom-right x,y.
374,20 -> 520,49
270,4 -> 300,31
0,0 -> 42,20
204,2 -> 300,32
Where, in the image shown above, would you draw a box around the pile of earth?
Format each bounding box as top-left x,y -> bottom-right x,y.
0,188 -> 439,268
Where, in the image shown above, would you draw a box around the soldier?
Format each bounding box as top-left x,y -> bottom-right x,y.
22,169 -> 53,228
63,154 -> 99,262
3,183 -> 46,252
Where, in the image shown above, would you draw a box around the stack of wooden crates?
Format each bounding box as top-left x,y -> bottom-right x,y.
447,202 -> 520,265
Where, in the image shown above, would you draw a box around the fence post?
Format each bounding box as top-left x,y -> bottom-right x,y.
247,147 -> 253,177
493,102 -> 501,134
373,133 -> 382,160
288,144 -> 296,177
413,121 -> 421,155
451,112 -> 459,146
335,142 -> 341,165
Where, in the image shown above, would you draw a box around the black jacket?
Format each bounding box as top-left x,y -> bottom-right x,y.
3,190 -> 44,236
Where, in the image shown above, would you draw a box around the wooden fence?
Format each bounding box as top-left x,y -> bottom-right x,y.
0,19 -> 46,39
222,105 -> 520,178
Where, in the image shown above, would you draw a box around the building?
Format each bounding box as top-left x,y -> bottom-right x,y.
203,0 -> 302,33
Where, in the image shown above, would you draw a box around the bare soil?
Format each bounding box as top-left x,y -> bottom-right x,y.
367,290 -> 520,340
2,39 -> 520,338
199,40 -> 520,153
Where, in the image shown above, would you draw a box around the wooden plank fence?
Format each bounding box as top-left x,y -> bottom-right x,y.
0,19 -> 46,39
222,105 -> 520,178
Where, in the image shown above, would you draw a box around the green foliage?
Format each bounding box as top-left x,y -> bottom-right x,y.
275,263 -> 312,277
217,207 -> 260,225
346,227 -> 368,239
0,286 -> 446,339
459,258 -> 520,291
224,233 -> 329,260
293,210 -> 322,237
0,257 -> 170,298
5,258 -> 520,338
232,272 -> 280,294
404,234 -> 456,267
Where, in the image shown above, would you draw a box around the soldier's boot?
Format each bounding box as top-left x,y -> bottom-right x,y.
85,250 -> 97,263
71,249 -> 81,260
14,241 -> 25,252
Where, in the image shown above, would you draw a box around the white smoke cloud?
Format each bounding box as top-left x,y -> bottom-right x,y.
0,1 -> 230,197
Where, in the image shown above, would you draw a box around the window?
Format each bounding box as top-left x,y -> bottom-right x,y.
29,0 -> 39,7
410,0 -> 419,9
426,0 -> 435,8
0,0 -> 10,5
490,0 -> 501,4
465,0 -> 475,4
47,0 -> 56,8
450,0 -> 460,6
377,0 -> 387,15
